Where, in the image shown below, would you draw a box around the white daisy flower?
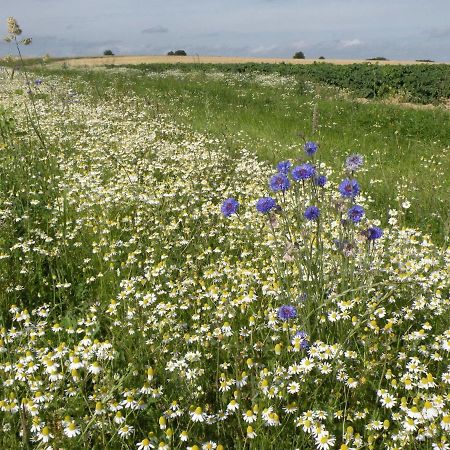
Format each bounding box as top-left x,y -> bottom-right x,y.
137,438 -> 155,450
190,407 -> 205,422
64,421 -> 81,438
315,430 -> 335,450
243,409 -> 257,423
118,425 -> 134,438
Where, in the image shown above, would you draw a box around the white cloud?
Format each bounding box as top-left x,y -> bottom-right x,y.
249,44 -> 280,54
340,38 -> 363,48
142,26 -> 168,34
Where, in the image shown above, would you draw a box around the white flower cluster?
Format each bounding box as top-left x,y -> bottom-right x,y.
0,69 -> 448,449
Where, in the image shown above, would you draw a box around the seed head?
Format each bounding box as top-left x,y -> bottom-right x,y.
7,17 -> 22,36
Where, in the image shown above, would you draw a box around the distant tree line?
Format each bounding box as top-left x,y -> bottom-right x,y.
167,50 -> 187,56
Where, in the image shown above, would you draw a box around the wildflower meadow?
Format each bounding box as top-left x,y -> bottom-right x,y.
0,18 -> 449,450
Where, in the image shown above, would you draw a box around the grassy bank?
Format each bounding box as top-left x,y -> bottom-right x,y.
108,62 -> 450,104
0,62 -> 449,450
31,66 -> 450,243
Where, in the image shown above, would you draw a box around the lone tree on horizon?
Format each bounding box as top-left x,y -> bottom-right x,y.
293,51 -> 305,59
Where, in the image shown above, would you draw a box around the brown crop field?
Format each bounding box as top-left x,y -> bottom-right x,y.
50,54 -> 447,67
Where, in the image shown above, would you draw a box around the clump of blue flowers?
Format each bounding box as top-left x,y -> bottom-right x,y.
278,305 -> 297,321
304,141 -> 318,156
292,163 -> 316,181
269,173 -> 290,192
348,205 -> 365,223
256,197 -> 277,214
221,142 -> 383,245
339,179 -> 360,198
277,160 -> 292,174
366,226 -> 383,240
314,175 -> 327,187
219,138 -> 386,392
221,198 -> 239,217
304,206 -> 320,221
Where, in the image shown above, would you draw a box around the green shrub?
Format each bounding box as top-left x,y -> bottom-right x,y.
293,51 -> 305,59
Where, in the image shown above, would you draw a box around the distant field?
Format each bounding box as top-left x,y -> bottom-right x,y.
52,54 -> 448,67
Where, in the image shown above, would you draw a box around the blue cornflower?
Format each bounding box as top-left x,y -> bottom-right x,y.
348,205 -> 365,223
314,175 -> 327,187
304,141 -> 318,156
35,79 -> 42,85
256,197 -> 277,213
304,206 -> 320,221
345,154 -> 364,171
300,338 -> 310,349
269,173 -> 290,192
291,163 -> 316,181
221,198 -> 239,217
277,160 -> 292,174
278,305 -> 297,321
295,330 -> 308,340
367,226 -> 383,240
339,178 -> 360,198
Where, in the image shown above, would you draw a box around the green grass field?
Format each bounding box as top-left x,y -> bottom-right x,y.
0,61 -> 449,449
43,66 -> 450,243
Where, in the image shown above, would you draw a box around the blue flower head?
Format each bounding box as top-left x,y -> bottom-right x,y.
314,175 -> 327,187
367,226 -> 383,240
292,163 -> 316,181
304,141 -> 318,156
277,160 -> 292,174
269,173 -> 290,192
278,305 -> 297,321
256,197 -> 277,214
345,154 -> 364,172
221,198 -> 239,217
348,205 -> 365,223
304,206 -> 320,221
339,178 -> 360,198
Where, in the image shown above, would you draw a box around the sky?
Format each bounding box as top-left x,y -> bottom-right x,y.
1,0 -> 450,61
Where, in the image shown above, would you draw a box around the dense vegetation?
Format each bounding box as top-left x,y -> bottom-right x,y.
38,66 -> 450,242
0,65 -> 449,450
108,62 -> 450,105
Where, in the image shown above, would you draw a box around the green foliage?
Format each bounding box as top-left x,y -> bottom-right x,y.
43,66 -> 450,242
0,107 -> 15,143
110,61 -> 450,104
103,49 -> 114,56
0,69 -> 448,449
167,50 -> 187,56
